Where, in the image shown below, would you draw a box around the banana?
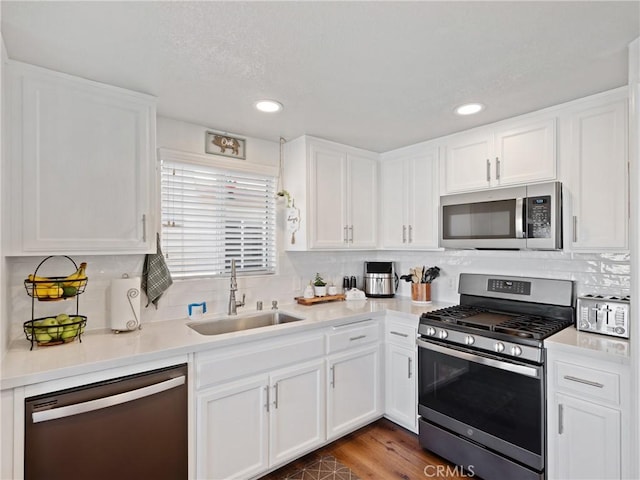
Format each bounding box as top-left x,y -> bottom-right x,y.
62,262 -> 88,288
27,274 -> 55,287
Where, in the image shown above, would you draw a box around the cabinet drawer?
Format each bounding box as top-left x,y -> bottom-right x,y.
327,320 -> 379,354
196,331 -> 324,390
385,322 -> 416,348
555,361 -> 620,405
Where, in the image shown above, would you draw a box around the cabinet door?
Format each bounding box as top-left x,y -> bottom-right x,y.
309,144 -> 348,248
407,151 -> 439,248
494,118 -> 556,186
11,64 -> 156,254
380,157 -> 407,248
348,153 -> 377,248
384,344 -> 417,432
327,345 -> 381,440
196,376 -> 269,480
269,360 -> 325,467
570,100 -> 628,250
442,130 -> 493,193
553,393 -> 621,480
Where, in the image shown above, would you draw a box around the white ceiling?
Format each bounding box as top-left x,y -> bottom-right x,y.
2,1 -> 639,153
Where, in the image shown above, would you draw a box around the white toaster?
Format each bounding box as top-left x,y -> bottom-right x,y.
577,295 -> 630,339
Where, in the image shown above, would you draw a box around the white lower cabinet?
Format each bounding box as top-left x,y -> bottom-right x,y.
547,346 -> 630,480
385,344 -> 417,432
383,317 -> 418,432
197,375 -> 269,480
196,359 -> 325,480
326,344 -> 381,440
554,392 -> 621,480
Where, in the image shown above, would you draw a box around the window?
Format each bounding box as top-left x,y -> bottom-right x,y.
161,157 -> 276,278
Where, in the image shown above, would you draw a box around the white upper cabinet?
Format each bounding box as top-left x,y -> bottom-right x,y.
380,143 -> 439,249
562,90 -> 628,251
5,61 -> 157,255
283,136 -> 377,250
442,117 -> 556,194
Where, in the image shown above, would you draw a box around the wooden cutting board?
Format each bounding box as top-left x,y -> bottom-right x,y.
295,294 -> 346,305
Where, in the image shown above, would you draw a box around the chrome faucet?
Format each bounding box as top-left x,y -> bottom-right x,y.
228,259 -> 245,315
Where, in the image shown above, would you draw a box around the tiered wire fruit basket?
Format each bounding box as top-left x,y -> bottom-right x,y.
23,255 -> 88,350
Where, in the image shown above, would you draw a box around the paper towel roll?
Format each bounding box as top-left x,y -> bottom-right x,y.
110,277 -> 141,332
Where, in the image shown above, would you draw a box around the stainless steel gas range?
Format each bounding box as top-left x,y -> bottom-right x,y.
417,273 -> 575,480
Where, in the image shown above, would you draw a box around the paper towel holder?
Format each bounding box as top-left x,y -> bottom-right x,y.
111,274 -> 142,334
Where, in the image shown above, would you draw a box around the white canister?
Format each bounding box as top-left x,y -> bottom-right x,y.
303,284 -> 315,299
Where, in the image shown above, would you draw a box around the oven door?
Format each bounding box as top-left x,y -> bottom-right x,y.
417,338 -> 544,471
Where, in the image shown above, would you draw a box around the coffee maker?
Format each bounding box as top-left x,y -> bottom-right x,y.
363,261 -> 398,298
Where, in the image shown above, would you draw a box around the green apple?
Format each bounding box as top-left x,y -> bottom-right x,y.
60,329 -> 77,341
56,313 -> 71,323
35,331 -> 52,343
72,316 -> 85,334
41,317 -> 62,339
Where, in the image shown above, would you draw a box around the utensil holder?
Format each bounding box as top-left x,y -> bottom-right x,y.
411,283 -> 431,303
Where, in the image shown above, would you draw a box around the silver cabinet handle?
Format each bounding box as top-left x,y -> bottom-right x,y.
349,225 -> 354,243
349,335 -> 366,341
265,385 -> 270,412
558,404 -> 564,434
495,157 -> 500,180
32,376 -> 185,423
408,225 -> 413,243
573,216 -> 578,243
408,357 -> 412,379
486,159 -> 491,182
563,375 -> 604,389
402,225 -> 407,243
330,365 -> 335,388
390,331 -> 409,338
273,382 -> 279,409
142,214 -> 147,242
343,225 -> 348,244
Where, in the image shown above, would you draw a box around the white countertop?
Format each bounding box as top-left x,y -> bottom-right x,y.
545,327 -> 631,365
1,297 -> 445,390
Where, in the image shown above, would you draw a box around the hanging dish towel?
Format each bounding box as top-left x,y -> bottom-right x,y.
141,233 -> 173,308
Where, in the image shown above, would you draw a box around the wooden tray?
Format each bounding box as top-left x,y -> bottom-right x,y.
295,294 -> 346,305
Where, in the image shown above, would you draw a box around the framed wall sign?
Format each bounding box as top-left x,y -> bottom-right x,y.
205,131 -> 246,159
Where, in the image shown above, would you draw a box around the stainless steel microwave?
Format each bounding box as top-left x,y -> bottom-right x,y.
440,181 -> 563,250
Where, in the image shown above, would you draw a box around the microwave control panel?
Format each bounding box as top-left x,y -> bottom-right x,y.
527,195 -> 552,238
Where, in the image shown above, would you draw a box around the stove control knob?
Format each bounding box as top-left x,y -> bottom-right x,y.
438,330 -> 448,339
464,335 -> 475,345
511,346 -> 523,357
426,327 -> 436,336
494,342 -> 505,353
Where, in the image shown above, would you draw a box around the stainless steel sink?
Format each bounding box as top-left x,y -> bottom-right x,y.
187,311 -> 305,336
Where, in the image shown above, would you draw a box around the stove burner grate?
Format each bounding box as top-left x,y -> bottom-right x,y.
421,307 -> 574,340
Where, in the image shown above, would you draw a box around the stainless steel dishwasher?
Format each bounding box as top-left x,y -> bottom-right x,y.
24,364 -> 187,480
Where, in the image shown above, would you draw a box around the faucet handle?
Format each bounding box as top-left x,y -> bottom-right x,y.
272,300 -> 278,310
238,294 -> 246,307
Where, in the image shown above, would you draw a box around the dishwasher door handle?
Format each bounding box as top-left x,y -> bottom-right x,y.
32,376 -> 186,423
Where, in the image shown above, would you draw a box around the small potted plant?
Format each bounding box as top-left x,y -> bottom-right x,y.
313,273 -> 327,297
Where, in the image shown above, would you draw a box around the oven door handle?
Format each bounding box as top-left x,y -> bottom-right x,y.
417,339 -> 541,379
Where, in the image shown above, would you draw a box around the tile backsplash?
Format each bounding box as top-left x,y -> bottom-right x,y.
6,246 -> 629,342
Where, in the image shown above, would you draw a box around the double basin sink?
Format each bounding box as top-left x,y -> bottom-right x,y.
187,311 -> 305,336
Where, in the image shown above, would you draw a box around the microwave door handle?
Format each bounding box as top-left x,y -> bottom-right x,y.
515,197 -> 526,239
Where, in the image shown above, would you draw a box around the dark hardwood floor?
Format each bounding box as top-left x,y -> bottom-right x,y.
260,419 -> 468,480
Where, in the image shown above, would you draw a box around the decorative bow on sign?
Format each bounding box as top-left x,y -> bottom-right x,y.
400,266 -> 441,284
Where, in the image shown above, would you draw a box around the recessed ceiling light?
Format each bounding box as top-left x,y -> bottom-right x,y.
255,100 -> 283,113
455,103 -> 485,116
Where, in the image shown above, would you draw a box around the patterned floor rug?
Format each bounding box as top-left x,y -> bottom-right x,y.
281,455 -> 360,480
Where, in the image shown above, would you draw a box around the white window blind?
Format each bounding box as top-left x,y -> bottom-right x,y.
161,159 -> 277,278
